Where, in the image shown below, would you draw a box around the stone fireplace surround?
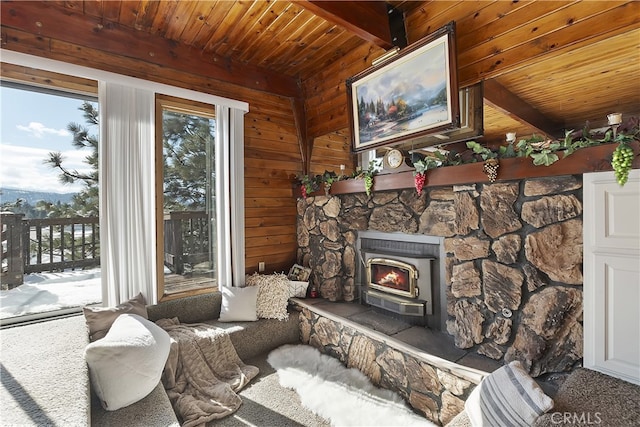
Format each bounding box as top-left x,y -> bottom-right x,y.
296,175 -> 584,380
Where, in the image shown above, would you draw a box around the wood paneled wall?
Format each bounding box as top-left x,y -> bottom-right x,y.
309,130 -> 355,177
301,0 -> 639,168
302,42 -> 385,174
1,31 -> 301,275
2,0 -> 637,278
303,41 -> 384,141
244,92 -> 301,273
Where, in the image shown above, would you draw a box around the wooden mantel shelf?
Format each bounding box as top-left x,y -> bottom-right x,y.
296,142 -> 640,197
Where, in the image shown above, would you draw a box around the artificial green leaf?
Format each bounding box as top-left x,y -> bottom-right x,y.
564,146 -> 575,157
563,129 -> 574,145
466,141 -> 482,153
515,139 -> 530,157
434,151 -> 447,162
531,152 -> 559,166
501,144 -> 517,158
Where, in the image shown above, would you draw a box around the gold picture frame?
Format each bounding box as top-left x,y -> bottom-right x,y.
347,22 -> 459,152
287,264 -> 311,282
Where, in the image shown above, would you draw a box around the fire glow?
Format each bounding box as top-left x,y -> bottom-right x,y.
371,264 -> 410,292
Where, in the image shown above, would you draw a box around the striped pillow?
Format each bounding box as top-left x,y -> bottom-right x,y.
465,361 -> 554,427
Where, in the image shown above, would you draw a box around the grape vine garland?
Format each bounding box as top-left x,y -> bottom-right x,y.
297,161 -> 380,198
612,143 -> 634,186
363,174 -> 374,196
297,124 -> 638,199
414,172 -> 426,196
359,159 -> 380,196
413,156 -> 439,195
483,158 -> 500,183
463,126 -> 639,187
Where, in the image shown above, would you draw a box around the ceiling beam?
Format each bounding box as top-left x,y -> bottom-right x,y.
0,1 -> 299,98
297,1 -> 395,50
484,79 -> 563,138
291,96 -> 313,175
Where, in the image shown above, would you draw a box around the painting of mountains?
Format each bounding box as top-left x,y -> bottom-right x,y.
349,25 -> 458,151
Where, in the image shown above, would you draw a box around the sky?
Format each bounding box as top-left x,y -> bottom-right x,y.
0,85 -> 97,194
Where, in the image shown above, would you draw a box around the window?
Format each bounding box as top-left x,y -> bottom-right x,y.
3,50 -> 247,307
156,95 -> 218,298
0,72 -> 101,325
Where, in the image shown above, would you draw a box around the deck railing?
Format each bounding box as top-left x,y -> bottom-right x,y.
163,210 -> 210,275
1,212 -> 100,289
1,211 -> 211,289
24,216 -> 100,273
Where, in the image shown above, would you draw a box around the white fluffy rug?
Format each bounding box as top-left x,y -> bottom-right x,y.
267,344 -> 437,427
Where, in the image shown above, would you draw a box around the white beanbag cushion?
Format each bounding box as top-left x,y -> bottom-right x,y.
84,313 -> 171,411
218,285 -> 259,322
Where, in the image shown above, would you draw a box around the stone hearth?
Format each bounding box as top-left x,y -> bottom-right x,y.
296,175 -> 584,378
292,298 -> 492,425
292,298 -> 567,425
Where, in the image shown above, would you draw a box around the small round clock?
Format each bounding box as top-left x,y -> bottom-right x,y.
384,148 -> 404,169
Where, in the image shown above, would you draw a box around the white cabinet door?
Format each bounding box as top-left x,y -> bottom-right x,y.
584,169 -> 640,385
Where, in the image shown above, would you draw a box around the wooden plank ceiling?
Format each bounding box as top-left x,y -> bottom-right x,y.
2,0 -> 639,145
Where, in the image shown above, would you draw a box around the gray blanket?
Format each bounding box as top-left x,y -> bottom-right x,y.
157,318 -> 259,427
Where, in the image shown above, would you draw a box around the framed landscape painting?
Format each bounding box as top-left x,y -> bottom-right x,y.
347,22 -> 459,152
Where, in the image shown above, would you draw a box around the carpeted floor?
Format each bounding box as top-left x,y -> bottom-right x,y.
208,353 -> 331,427
533,367 -> 640,427
0,315 -> 90,427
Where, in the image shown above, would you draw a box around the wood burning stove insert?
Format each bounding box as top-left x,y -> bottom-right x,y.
357,231 -> 445,330
363,252 -> 435,324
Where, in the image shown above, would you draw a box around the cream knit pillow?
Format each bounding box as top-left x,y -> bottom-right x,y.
246,273 -> 290,321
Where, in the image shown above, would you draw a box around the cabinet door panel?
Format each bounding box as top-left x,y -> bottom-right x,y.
584,170 -> 640,385
587,173 -> 640,252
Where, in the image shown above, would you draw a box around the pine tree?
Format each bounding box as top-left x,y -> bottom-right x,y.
36,102 -> 216,269
44,101 -> 99,217
43,103 -> 215,216
161,110 -> 215,211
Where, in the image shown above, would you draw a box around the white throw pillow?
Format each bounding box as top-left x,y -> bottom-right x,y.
465,360 -> 554,427
218,285 -> 259,322
84,314 -> 171,411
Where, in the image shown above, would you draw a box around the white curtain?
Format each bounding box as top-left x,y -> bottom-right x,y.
230,107 -> 246,286
216,105 -> 246,287
2,51 -> 249,305
99,82 -> 157,306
